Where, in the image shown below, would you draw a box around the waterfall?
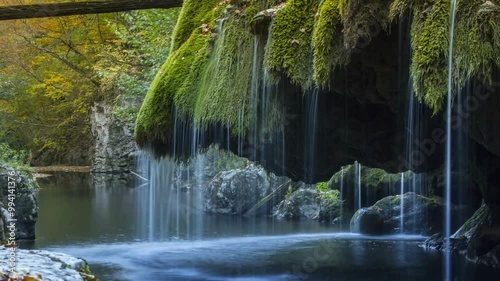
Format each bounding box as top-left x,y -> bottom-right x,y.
304,89 -> 319,182
250,35 -> 260,161
404,75 -> 425,234
176,167 -> 180,238
281,125 -> 286,175
455,83 -> 471,224
400,172 -> 404,233
193,151 -> 205,240
358,162 -> 362,210
260,67 -> 272,164
354,161 -> 362,210
340,166 -> 344,223
445,0 -> 458,280
135,155 -> 176,241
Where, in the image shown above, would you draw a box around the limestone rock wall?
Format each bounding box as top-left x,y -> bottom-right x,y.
90,102 -> 138,174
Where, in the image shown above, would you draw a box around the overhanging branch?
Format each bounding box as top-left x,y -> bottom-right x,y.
0,0 -> 183,21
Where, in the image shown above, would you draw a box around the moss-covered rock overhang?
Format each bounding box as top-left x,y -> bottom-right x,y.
135,0 -> 500,161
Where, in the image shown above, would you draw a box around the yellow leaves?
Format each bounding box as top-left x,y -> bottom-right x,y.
44,73 -> 65,85
26,73 -> 72,101
44,74 -> 70,97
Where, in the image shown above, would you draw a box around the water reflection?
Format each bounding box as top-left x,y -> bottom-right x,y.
32,172 -> 500,281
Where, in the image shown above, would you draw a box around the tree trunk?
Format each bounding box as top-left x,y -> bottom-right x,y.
0,0 -> 183,21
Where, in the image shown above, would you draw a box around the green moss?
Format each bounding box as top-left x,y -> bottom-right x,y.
265,0 -> 320,89
341,0 -> 391,50
328,163 -> 406,191
453,0 -> 500,87
394,0 -> 500,113
135,1 -> 225,147
174,35 -> 213,117
194,17 -> 255,134
170,0 -> 222,52
389,0 -> 425,20
315,181 -> 330,192
136,1 -> 268,147
312,0 -> 345,88
409,0 -> 449,114
135,32 -> 209,146
137,0 -> 500,150
361,166 -> 402,189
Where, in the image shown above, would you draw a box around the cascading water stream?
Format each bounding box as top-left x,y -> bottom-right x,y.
405,75 -> 425,234
358,162 -> 362,210
455,83 -> 471,225
148,165 -> 155,242
445,0 -> 458,280
400,172 -> 404,233
340,166 -> 344,223
304,89 -> 319,182
250,35 -> 260,161
176,168 -> 180,238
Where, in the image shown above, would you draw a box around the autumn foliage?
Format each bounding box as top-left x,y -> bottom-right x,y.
0,0 -> 178,165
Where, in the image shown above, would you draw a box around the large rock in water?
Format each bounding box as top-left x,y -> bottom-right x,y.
204,165 -> 272,215
273,188 -> 320,221
0,164 -> 38,240
350,192 -> 457,235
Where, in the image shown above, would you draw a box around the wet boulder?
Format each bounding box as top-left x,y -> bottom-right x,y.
204,165 -> 272,215
350,207 -> 390,234
318,190 -> 344,224
273,188 -> 320,221
350,192 -> 448,235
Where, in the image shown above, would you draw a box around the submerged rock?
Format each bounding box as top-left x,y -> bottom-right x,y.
0,246 -> 95,280
350,192 -> 449,235
0,165 -> 38,240
423,233 -> 468,253
204,165 -> 272,215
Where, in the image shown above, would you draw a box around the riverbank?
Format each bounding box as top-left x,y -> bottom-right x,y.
0,246 -> 96,281
32,166 -> 91,173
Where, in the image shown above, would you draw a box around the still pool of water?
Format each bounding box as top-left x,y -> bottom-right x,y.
26,172 -> 500,281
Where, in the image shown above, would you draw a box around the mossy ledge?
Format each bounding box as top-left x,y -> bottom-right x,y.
136,0 -> 500,153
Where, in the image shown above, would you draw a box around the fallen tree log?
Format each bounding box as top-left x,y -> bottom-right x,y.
0,0 -> 183,21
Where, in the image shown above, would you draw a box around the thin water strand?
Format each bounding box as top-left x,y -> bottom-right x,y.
358,162 -> 362,210
340,166 -> 344,224
400,173 -> 405,234
445,0 -> 458,280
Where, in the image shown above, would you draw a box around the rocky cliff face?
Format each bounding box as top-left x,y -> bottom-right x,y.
0,165 -> 38,240
90,102 -> 138,174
